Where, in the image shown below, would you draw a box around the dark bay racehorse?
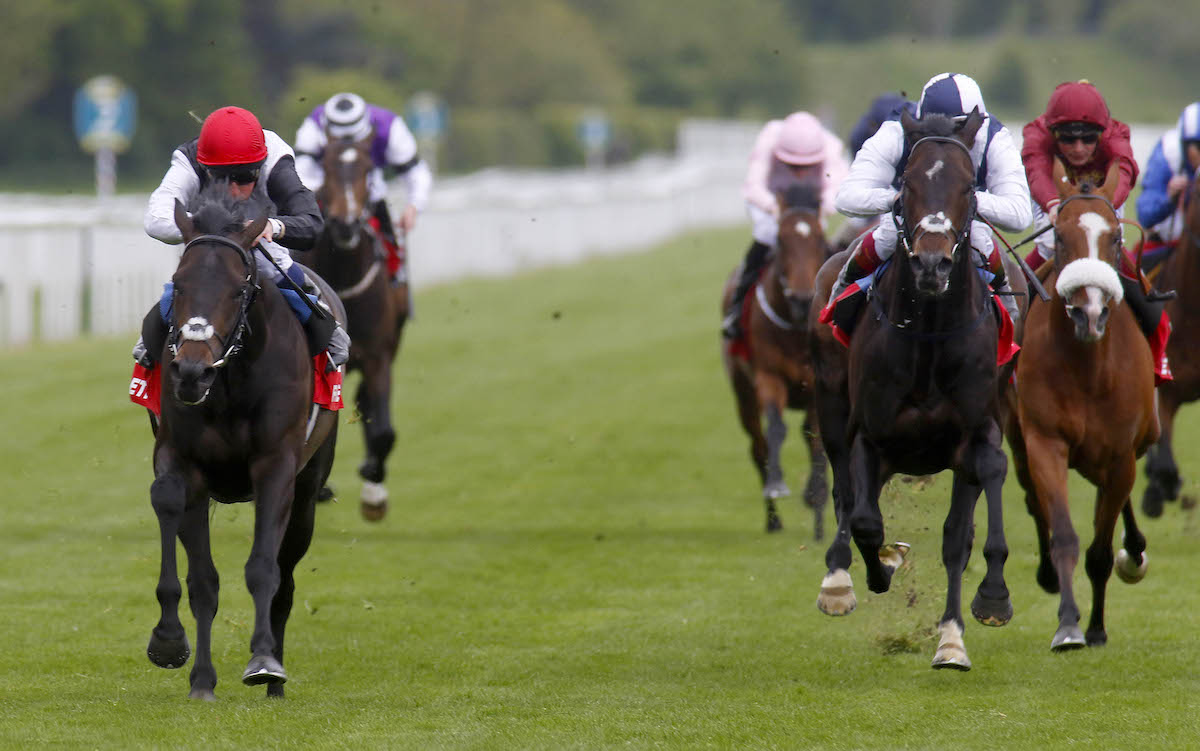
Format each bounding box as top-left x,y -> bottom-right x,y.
1007,160 -> 1156,650
146,185 -> 343,699
809,109 -> 1012,670
1143,168 -> 1200,517
310,134 -> 410,521
721,184 -> 829,538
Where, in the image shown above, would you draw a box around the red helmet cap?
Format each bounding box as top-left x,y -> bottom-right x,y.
1045,81 -> 1110,131
197,106 -> 268,167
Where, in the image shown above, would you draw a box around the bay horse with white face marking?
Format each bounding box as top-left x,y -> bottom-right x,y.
721,183 -> 830,538
309,134 -> 410,520
1006,159 -> 1157,651
147,184 -> 344,699
809,109 -> 1013,670
1143,167 -> 1200,517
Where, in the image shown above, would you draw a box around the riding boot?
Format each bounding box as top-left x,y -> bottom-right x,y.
372,200 -> 405,285
132,301 -> 170,368
827,231 -> 883,303
1119,273 -> 1173,384
722,240 -> 771,339
992,279 -> 1020,323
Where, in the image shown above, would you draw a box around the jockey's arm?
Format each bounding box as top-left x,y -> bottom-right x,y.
975,128 -> 1032,233
292,118 -> 326,192
144,149 -> 199,244
265,155 -> 324,251
835,120 -> 903,218
742,120 -> 782,216
384,117 -> 432,226
1136,141 -> 1176,229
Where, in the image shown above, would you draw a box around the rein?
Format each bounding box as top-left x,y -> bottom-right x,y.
170,234 -> 258,368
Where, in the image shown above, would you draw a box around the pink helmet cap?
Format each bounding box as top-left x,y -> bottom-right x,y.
773,112 -> 826,166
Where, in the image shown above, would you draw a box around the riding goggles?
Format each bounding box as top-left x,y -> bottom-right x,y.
1056,133 -> 1099,146
206,166 -> 261,185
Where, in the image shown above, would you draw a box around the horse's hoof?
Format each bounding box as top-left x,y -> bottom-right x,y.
932,622 -> 971,671
147,631 -> 191,669
1182,494 -> 1197,510
1114,549 -> 1148,584
878,541 -> 910,572
317,485 -> 335,503
1141,484 -> 1166,518
970,591 -> 1013,627
763,481 -> 790,500
1051,624 -> 1086,651
765,514 -> 783,533
242,655 -> 287,686
1085,630 -> 1108,647
360,481 -> 388,521
817,569 -> 857,616
188,687 -> 216,701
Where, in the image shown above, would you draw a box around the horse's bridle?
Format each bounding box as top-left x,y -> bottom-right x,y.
893,136 -> 977,258
168,233 -> 259,368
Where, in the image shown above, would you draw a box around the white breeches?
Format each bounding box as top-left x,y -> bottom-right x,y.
255,240 -> 292,283
747,203 -> 779,247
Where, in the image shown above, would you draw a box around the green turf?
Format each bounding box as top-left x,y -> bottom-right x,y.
2,226 -> 1199,749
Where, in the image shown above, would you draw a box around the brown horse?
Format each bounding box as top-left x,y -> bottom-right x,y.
1006,159 -> 1156,651
810,109 -> 1013,670
309,134 -> 410,521
1142,168 -> 1200,516
721,184 -> 830,538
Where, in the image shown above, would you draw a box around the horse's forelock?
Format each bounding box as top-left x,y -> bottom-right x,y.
904,113 -> 958,141
782,182 -> 821,213
188,181 -> 265,236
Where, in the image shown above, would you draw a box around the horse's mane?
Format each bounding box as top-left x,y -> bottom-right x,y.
905,113 -> 959,141
781,182 -> 822,213
187,180 -> 267,237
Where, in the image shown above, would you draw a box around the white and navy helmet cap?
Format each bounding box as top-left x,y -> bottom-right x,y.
1178,102 -> 1200,143
916,73 -> 986,122
324,92 -> 371,140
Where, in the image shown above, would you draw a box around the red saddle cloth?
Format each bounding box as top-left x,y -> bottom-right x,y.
727,282 -> 759,363
129,356 -> 344,416
367,216 -> 406,277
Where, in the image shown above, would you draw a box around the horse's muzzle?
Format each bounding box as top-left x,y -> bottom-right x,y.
170,359 -> 216,405
785,292 -> 814,328
910,253 -> 954,296
1067,303 -> 1109,342
328,218 -> 361,249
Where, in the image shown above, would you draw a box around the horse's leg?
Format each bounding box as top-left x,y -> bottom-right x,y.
146,446 -> 196,673
1008,413 -> 1057,592
242,452 -> 299,686
1084,456 -> 1138,647
177,498 -> 220,701
814,359 -> 856,614
356,355 -> 395,521
932,472 -> 981,670
1025,433 -> 1083,650
1142,394 -> 1182,517
801,409 -> 828,541
847,436 -> 897,594
757,373 -> 792,532
1114,500 -> 1149,584
729,363 -> 772,528
970,423 -> 1013,627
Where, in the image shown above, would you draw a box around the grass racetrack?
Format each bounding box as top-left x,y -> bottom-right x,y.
3,225 -> 1200,749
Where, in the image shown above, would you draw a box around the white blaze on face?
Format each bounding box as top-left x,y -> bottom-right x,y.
340,148 -> 358,215
918,211 -> 953,235
1077,211 -> 1112,260
181,316 -> 214,342
924,159 -> 944,180
794,220 -> 812,237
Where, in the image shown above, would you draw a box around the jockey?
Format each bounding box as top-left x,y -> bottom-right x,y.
1023,82 -> 1170,384
721,111 -> 850,339
137,105 -> 349,369
1136,101 -> 1200,248
829,73 -> 1031,322
294,92 -> 433,285
1021,80 -> 1138,271
829,92 -> 915,252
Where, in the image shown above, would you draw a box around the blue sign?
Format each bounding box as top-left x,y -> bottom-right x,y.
405,91 -> 447,140
577,111 -> 610,151
73,75 -> 137,154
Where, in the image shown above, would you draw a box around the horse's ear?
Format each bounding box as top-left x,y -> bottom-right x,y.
900,107 -> 918,139
175,199 -> 195,242
238,215 -> 269,249
1098,159 -> 1122,204
1052,157 -> 1078,199
956,107 -> 983,148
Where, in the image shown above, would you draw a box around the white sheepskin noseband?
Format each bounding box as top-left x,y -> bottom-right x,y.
1055,258 -> 1123,303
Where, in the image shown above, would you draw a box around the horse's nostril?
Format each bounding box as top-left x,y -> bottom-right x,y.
937,258 -> 953,275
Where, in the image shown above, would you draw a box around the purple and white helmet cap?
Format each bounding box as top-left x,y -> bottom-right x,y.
915,73 -> 986,121
324,92 -> 371,140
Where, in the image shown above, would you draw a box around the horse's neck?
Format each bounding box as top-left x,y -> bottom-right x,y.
885,255 -> 979,331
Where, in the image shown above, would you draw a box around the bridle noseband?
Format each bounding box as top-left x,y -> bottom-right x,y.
169,233 -> 258,368
894,136 -> 977,258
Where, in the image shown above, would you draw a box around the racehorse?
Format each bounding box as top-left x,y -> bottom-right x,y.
145,185 -> 344,699
809,109 -> 1013,670
721,183 -> 830,538
1007,159 -> 1156,650
310,134 -> 410,521
1142,167 -> 1200,517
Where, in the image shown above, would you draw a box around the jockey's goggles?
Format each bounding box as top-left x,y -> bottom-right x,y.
1056,132 -> 1099,146
206,166 -> 261,185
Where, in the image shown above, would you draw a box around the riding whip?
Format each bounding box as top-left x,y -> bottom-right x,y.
253,243 -> 332,320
